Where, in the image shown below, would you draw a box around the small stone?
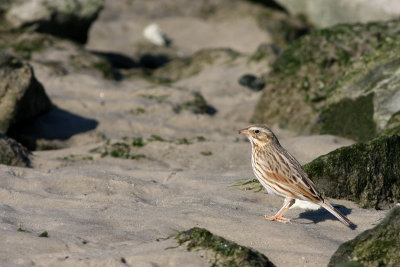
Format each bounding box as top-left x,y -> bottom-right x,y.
238,74 -> 266,91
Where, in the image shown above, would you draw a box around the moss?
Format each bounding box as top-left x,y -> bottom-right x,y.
130,108 -> 146,115
381,111 -> 400,136
92,57 -> 115,79
58,154 -> 93,162
329,207 -> 400,267
201,151 -> 212,156
173,92 -> 216,115
91,139 -> 146,160
176,227 -> 275,267
147,135 -> 166,142
234,179 -> 263,192
39,231 -> 49,238
319,93 -> 376,141
138,94 -> 169,103
91,135 -> 205,160
303,135 -> 400,209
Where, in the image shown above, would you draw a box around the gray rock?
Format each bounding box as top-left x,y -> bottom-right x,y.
0,0 -> 104,43
275,0 -> 400,28
0,52 -> 52,134
328,206 -> 400,266
0,133 -> 30,167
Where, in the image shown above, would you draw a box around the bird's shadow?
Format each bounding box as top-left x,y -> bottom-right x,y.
296,205 -> 357,230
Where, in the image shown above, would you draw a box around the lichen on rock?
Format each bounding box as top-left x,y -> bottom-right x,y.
303,135 -> 400,209
328,206 -> 400,267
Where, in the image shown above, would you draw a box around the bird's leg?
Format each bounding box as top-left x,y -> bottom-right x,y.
265,198 -> 295,223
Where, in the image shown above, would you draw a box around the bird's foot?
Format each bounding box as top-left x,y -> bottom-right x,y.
264,214 -> 291,224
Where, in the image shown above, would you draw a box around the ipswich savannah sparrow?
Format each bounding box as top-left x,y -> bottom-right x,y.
239,124 -> 354,227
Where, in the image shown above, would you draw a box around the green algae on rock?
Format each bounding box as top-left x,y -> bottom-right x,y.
253,19 -> 400,141
303,135 -> 400,209
328,206 -> 400,267
176,227 -> 275,267
0,133 -> 30,167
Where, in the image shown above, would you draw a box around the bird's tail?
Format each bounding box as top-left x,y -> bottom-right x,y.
320,201 -> 355,228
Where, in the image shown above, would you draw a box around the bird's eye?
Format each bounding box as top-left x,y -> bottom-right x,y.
254,130 -> 260,134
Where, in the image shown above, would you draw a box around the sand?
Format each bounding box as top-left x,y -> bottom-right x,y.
0,1 -> 388,266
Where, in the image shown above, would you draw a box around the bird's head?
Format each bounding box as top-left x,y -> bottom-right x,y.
238,124 -> 278,147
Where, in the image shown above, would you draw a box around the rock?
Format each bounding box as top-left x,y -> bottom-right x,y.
274,0 -> 400,28
0,133 -> 30,167
253,19 -> 400,141
175,227 -> 276,267
238,74 -> 266,91
132,86 -> 217,115
328,206 -> 400,267
0,52 -> 52,134
303,135 -> 400,209
151,48 -> 241,83
0,0 -> 104,43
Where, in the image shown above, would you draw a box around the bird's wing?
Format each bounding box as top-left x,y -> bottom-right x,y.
267,149 -> 323,202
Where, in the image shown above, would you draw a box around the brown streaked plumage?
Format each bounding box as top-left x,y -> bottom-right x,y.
239,124 -> 354,227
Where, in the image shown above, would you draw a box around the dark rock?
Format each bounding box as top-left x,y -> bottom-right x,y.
0,52 -> 52,134
303,135 -> 400,209
0,133 -> 30,167
0,0 -> 104,44
176,227 -> 276,267
239,74 -> 266,91
253,19 -> 400,141
328,206 -> 400,267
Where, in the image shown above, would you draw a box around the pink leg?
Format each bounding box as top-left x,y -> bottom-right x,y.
265,198 -> 295,223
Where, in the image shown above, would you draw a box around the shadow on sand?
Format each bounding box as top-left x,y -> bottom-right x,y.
9,106 -> 98,150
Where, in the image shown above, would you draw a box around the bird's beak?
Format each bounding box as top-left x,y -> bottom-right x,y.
238,128 -> 249,135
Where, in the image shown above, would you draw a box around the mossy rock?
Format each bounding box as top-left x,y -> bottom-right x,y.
151,48 -> 240,83
0,133 -> 30,167
176,227 -> 275,267
303,135 -> 400,209
328,206 -> 400,267
0,52 -> 52,134
253,19 -> 400,141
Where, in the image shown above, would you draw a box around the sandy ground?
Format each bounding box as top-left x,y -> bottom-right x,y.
0,1 -> 388,266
